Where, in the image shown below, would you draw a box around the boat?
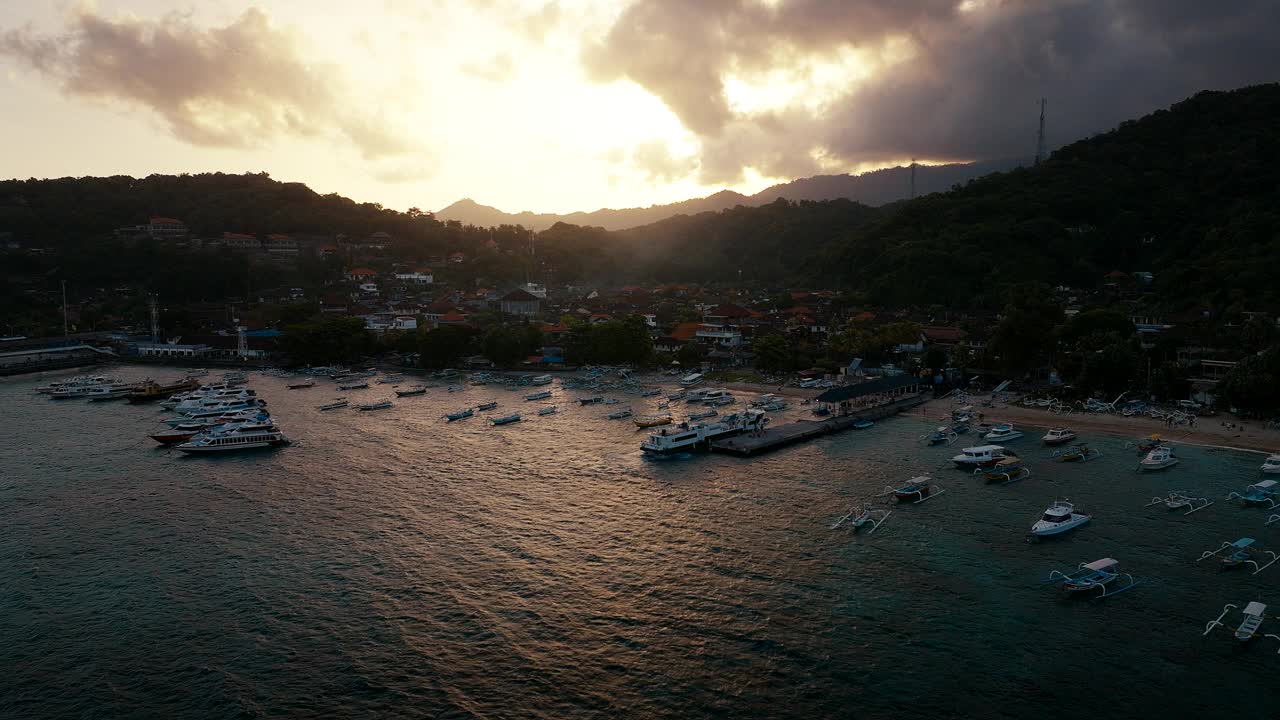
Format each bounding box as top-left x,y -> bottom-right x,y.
1041,558 -> 1140,600
1042,427 -> 1077,446
1203,601 -> 1270,642
831,507 -> 892,534
530,374 -> 553,386
977,457 -> 1032,484
667,391 -> 687,401
447,385 -> 464,392
338,381 -> 369,390
1236,602 -> 1268,641
318,398 -> 349,411
537,405 -> 557,416
852,419 -> 874,430
1145,490 -> 1214,515
491,413 -> 522,425
1134,433 -> 1164,453
881,476 -> 946,504
579,396 -> 604,405
1138,445 -> 1178,471
171,400 -> 265,421
376,374 -> 405,384
446,408 -> 473,421
176,428 -> 290,453
1197,537 -> 1280,575
85,383 -> 147,401
700,389 -> 734,406
603,398 -> 620,405
923,426 -> 958,446
476,401 -> 498,411
525,390 -> 553,401
688,409 -> 718,420
394,385 -> 427,397
358,399 -> 393,411
1228,479 -> 1280,507
684,389 -> 709,403
639,410 -> 767,456
607,408 -> 634,420
1262,454 -> 1280,475
287,378 -> 316,389
1052,443 -> 1102,463
126,378 -> 201,402
982,423 -> 1024,442
1030,500 -> 1092,537
640,388 -> 662,397
951,445 -> 1016,470
184,369 -> 209,378
678,372 -> 704,387
634,413 -> 673,428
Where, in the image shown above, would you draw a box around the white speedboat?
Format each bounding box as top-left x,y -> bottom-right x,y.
176,429 -> 290,453
982,423 -> 1024,442
1261,454 -> 1280,475
1042,427 -> 1077,446
530,374 -> 553,386
170,400 -> 265,421
1138,445 -> 1178,471
1031,500 -> 1091,537
951,445 -> 1016,470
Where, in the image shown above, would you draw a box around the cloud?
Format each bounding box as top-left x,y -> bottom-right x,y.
583,0 -> 1280,182
461,51 -> 515,83
0,6 -> 427,166
630,139 -> 696,182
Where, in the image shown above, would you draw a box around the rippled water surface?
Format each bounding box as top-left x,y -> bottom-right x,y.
3,368 -> 1280,719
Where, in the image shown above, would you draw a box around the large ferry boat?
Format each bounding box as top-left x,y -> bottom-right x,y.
176,428 -> 290,453
640,409 -> 767,456
127,377 -> 201,402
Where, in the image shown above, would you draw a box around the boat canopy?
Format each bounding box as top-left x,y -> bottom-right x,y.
964,445 -> 1005,454
1252,480 -> 1278,490
1244,601 -> 1267,616
1083,558 -> 1118,571
1232,537 -> 1256,549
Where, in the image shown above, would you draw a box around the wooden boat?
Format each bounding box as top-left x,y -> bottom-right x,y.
476,401 -> 498,410
287,378 -> 316,389
1053,443 -> 1102,462
338,381 -> 369,390
1228,479 -> 1280,508
1203,602 -> 1270,642
127,378 -> 201,402
446,408 -> 473,421
525,390 -> 552,401
688,409 -> 718,420
634,413 -> 673,428
491,413 -> 522,426
978,457 -> 1032,484
1042,558 -> 1140,600
394,385 -> 427,397
881,476 -> 946,504
1197,537 -> 1278,574
318,398 -> 349,411
606,408 -> 634,420
358,400 -> 393,411
831,507 -> 892,534
852,419 -> 874,429
579,396 -> 604,405
537,405 -> 557,416
1145,490 -> 1213,515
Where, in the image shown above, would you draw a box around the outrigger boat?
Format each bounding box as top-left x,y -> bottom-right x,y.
830,507 -> 892,534
1197,537 -> 1280,574
1041,427 -> 1077,446
982,423 -> 1024,442
1030,500 -> 1091,538
579,396 -> 605,405
1145,490 -> 1214,515
1228,479 -> 1280,508
1132,434 -> 1164,453
852,419 -> 875,430
1138,445 -> 1178,472
1052,443 -> 1102,463
634,413 -> 673,428
923,426 -> 959,446
358,399 -> 393,411
476,401 -> 498,411
1041,558 -> 1140,600
446,408 -> 473,421
537,405 -> 557,416
490,413 -> 521,426
977,457 -> 1032,484
606,408 -> 634,420
376,374 -> 405,384
689,409 -> 718,420
881,476 -> 946,504
318,398 -> 349,411
1203,602 -> 1270,642
337,380 -> 369,390
525,390 -> 553,401
395,385 -> 427,397
288,378 -> 316,389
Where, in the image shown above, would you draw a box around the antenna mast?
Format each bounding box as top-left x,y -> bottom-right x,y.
62,279 -> 69,337
149,294 -> 159,342
1035,98 -> 1047,165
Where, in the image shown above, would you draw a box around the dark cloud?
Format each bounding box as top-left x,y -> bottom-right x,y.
584,0 -> 1280,183
0,7 -> 422,163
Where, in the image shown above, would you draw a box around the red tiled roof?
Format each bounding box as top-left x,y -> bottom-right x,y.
150,217 -> 184,225
671,321 -> 701,341
440,311 -> 467,322
267,233 -> 291,240
708,303 -> 752,318
853,311 -> 877,322
922,326 -> 968,343
223,232 -> 256,240
540,323 -> 568,333
413,267 -> 433,273
348,267 -> 376,276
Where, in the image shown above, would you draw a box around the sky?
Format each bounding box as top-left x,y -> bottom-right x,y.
1,0 -> 1277,214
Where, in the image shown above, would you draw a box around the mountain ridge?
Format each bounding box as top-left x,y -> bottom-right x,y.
436,160 -> 1022,231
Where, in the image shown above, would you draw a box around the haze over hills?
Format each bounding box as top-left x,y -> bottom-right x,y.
436,159 -> 1022,231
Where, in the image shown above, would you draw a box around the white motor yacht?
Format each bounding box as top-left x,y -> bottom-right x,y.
1138,446 -> 1178,471
1030,500 -> 1092,537
951,445 -> 1016,469
982,423 -> 1024,442
176,429 -> 290,453
1261,454 -> 1280,475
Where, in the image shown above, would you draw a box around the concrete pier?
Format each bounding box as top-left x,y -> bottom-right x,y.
709,393 -> 929,456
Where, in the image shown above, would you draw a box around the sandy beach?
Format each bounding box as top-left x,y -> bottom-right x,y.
912,397 -> 1278,455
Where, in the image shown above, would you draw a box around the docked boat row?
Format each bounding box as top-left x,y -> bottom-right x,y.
640,409 -> 767,456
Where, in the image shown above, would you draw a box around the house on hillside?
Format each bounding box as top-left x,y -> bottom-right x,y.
921,326 -> 968,348
222,232 -> 261,251
114,217 -> 189,240
394,267 -> 434,284
265,234 -> 298,254
499,288 -> 541,317
346,267 -> 377,282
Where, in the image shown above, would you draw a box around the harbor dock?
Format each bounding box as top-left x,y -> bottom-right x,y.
711,392 -> 929,456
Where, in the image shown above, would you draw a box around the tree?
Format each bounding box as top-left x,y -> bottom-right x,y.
1059,309 -> 1135,344
282,315 -> 371,365
753,333 -> 793,373
1149,361 -> 1190,401
1075,332 -> 1140,396
418,325 -> 476,368
923,346 -> 948,373
1217,347 -> 1280,415
988,284 -> 1065,376
676,342 -> 704,367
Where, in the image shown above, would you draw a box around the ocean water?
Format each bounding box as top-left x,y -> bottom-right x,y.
3,368 -> 1279,719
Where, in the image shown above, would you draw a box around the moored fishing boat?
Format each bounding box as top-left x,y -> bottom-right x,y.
881,476 -> 946,503
1041,427 -> 1077,446
175,428 -> 290,453
288,378 -> 316,389
525,390 -> 552,401
606,408 -> 634,419
852,419 -> 874,430
446,408 -> 473,421
951,445 -> 1016,470
978,457 -> 1032,484
338,380 -> 369,390
530,374 -> 553,386
1041,558 -> 1140,600
490,413 -> 521,426
579,396 -> 604,405
1053,443 -> 1102,463
1227,479 -> 1280,508
358,399 -> 393,411
634,413 -> 673,428
1137,445 -> 1178,471
127,377 -> 201,402
537,405 -> 557,416
688,409 -> 718,420
394,385 -> 427,397
318,398 -> 349,411
476,401 -> 498,411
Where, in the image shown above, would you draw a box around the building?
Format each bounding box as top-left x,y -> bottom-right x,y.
346,268 -> 377,282
921,326 -> 968,348
695,323 -> 743,347
114,217 -> 189,240
264,234 -> 298,254
394,268 -> 434,284
499,288 -> 541,317
222,232 -> 261,251
130,341 -> 209,359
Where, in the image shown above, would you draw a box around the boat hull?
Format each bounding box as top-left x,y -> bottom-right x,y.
1031,517 -> 1091,536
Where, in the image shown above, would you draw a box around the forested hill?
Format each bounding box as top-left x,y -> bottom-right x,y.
811,83 -> 1280,310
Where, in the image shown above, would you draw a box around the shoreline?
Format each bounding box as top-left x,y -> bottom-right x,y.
915,397 -> 1277,455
